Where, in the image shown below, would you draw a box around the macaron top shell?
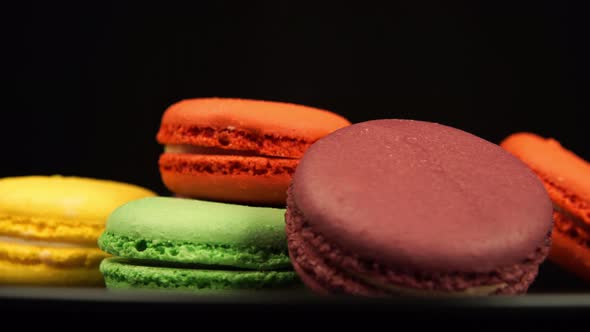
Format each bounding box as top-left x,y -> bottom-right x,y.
0,175 -> 156,224
156,98 -> 351,157
292,119 -> 553,273
0,175 -> 156,243
103,197 -> 288,249
99,197 -> 290,269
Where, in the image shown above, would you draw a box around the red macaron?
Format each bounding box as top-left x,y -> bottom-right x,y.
286,119 -> 553,296
156,98 -> 351,206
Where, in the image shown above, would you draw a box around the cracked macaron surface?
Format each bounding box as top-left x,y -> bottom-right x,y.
286,119 -> 553,296
156,98 -> 351,206
98,196 -> 300,291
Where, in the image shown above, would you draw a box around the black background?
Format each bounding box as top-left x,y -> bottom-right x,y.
2,0 -> 590,315
4,1 -> 588,196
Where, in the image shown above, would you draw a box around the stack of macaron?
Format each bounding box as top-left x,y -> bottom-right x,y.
98,98 -> 352,292
0,175 -> 155,287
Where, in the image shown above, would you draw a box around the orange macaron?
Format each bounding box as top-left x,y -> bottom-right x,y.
501,132 -> 590,282
156,98 -> 351,206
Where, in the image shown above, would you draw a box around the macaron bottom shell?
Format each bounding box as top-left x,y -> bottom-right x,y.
159,154 -> 297,206
100,258 -> 300,291
0,240 -> 108,286
0,259 -> 105,286
285,187 -> 551,296
548,230 -> 590,282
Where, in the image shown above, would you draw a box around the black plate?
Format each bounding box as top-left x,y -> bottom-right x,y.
1,260 -> 589,324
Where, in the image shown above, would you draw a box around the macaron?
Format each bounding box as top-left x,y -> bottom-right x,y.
98,196 -> 300,291
286,119 -> 553,296
0,175 -> 156,286
156,98 -> 351,206
501,132 -> 590,282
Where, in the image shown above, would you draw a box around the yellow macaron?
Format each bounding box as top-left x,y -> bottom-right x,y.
0,175 -> 156,286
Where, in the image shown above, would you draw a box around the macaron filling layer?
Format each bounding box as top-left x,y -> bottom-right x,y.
165,144 -> 297,159
286,192 -> 551,295
100,257 -> 299,291
158,125 -> 311,158
355,275 -> 506,296
0,235 -> 97,248
99,231 -> 292,270
166,144 -> 262,157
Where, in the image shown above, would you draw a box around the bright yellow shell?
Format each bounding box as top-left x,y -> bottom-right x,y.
0,175 -> 156,286
0,175 -> 156,244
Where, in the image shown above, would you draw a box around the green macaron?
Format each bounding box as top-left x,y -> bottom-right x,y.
98,196 -> 299,291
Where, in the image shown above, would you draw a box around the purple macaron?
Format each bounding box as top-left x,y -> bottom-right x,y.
285,119 -> 553,296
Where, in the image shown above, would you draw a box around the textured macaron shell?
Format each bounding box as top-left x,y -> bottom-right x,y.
100,258 -> 299,291
99,197 -> 291,269
156,98 -> 352,158
158,154 -> 297,205
500,132 -> 590,224
546,227 -> 590,281
0,175 -> 156,243
292,120 -> 553,274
